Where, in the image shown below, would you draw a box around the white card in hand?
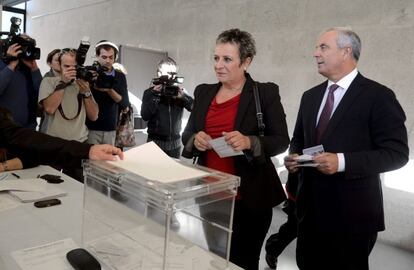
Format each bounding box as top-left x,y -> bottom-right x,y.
208,136 -> 244,158
303,144 -> 324,156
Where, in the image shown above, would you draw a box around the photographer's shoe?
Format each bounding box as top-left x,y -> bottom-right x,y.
265,253 -> 277,269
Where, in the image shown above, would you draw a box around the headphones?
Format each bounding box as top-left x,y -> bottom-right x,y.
95,41 -> 119,59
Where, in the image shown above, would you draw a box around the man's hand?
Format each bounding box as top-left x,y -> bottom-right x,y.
314,152 -> 338,175
21,59 -> 39,72
284,154 -> 300,173
76,79 -> 90,93
6,43 -> 21,70
89,144 -> 124,161
62,67 -> 76,83
6,43 -> 21,58
194,131 -> 212,151
151,84 -> 162,96
223,131 -> 251,151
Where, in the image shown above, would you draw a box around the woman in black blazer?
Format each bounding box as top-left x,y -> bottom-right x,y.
182,28 -> 289,270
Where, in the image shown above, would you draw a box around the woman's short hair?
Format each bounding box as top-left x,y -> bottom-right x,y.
46,49 -> 61,64
216,28 -> 256,63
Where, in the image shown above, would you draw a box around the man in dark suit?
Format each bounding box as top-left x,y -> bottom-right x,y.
0,111 -> 124,170
285,27 -> 409,270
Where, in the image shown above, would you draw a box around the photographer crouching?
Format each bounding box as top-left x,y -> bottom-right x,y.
141,57 -> 193,158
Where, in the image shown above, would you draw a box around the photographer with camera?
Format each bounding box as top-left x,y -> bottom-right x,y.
38,48 -> 98,142
141,57 -> 193,158
0,33 -> 42,130
38,48 -> 99,181
86,40 -> 130,145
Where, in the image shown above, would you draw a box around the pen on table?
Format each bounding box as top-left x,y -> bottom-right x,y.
11,172 -> 20,179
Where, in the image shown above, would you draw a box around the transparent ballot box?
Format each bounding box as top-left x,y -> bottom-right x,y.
82,160 -> 241,270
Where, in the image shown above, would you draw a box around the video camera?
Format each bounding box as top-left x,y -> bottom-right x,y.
152,74 -> 184,97
75,38 -> 115,89
0,17 -> 41,60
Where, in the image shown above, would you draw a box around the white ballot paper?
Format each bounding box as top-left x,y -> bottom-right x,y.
208,136 -> 243,158
0,178 -> 46,192
108,142 -> 210,183
11,238 -> 79,270
9,187 -> 66,203
0,193 -> 22,211
294,144 -> 325,167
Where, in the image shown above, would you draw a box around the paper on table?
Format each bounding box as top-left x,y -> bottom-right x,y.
208,136 -> 243,158
0,172 -> 9,181
0,193 -> 22,211
11,238 -> 78,270
0,179 -> 46,192
9,187 -> 67,203
108,142 -> 210,183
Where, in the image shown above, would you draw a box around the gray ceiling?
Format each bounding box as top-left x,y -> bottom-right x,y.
0,0 -> 28,7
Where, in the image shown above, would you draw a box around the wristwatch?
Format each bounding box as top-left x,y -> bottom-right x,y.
80,91 -> 92,99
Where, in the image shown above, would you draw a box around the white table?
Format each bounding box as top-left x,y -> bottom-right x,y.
0,166 -> 243,270
0,166 -> 83,270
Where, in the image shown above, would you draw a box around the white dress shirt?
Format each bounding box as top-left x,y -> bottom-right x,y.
316,68 -> 358,172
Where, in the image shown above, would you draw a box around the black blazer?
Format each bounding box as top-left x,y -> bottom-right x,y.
0,116 -> 91,168
182,74 -> 290,210
290,73 -> 409,233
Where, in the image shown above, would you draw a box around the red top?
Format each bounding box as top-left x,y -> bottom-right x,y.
205,94 -> 241,175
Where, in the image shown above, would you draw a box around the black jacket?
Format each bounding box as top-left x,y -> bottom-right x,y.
141,87 -> 193,140
86,70 -> 130,131
182,73 -> 290,210
288,73 -> 408,233
0,114 -> 91,169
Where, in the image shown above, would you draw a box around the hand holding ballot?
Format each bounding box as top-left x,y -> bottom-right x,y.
284,145 -> 326,173
194,131 -> 250,158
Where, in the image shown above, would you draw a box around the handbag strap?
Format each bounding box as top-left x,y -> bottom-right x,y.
253,82 -> 265,137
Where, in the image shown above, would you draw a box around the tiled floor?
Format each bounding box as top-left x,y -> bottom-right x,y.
260,208 -> 414,270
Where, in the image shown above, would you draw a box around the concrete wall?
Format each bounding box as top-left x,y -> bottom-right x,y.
27,0 -> 414,251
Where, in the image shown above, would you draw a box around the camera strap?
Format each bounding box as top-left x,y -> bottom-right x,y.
253,82 -> 265,137
58,94 -> 82,121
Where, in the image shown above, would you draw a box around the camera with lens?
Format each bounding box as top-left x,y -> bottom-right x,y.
75,39 -> 115,89
152,74 -> 184,97
0,17 -> 41,60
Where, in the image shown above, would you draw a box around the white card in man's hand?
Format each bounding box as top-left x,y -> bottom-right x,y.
303,144 -> 324,156
294,145 -> 325,167
208,136 -> 244,158
294,154 -> 314,162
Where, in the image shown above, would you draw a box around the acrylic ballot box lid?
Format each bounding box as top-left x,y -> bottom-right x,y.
82,159 -> 240,212
82,159 -> 242,270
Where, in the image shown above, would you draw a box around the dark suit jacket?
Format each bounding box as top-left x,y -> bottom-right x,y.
289,73 -> 409,233
0,116 -> 91,168
182,73 -> 290,210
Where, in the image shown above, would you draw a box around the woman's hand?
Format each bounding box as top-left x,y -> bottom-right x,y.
223,131 -> 251,151
194,131 -> 212,151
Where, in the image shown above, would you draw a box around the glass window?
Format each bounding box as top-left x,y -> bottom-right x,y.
12,3 -> 26,9
1,11 -> 25,33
